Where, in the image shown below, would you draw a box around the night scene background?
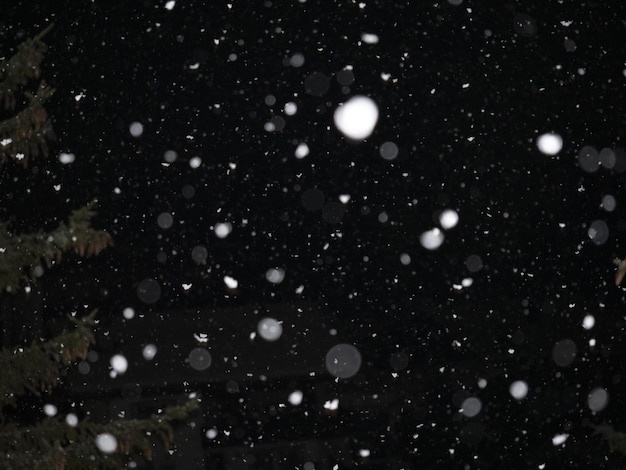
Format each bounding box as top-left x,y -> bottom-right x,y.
2,0 -> 626,468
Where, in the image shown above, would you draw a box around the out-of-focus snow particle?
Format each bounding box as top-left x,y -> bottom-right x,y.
478,378 -> 487,389
137,278 -> 162,304
400,253 -> 411,265
322,202 -> 345,224
266,268 -> 285,284
289,53 -> 305,67
389,351 -> 409,371
224,276 -> 238,289
267,116 -> 286,132
189,156 -> 202,168
164,0 -> 176,10
163,150 -> 177,162
588,220 -> 609,245
258,318 -> 283,341
461,277 -> 473,287
582,315 -> 595,330
379,141 -> 399,160
461,397 -> 482,417
214,222 -> 232,238
510,380 -> 528,400
552,434 -> 569,446
599,148 -> 616,169
552,339 -> 577,367
188,347 -> 212,371
66,413 -> 78,427
359,449 -> 371,458
333,95 -> 379,141
289,390 -> 303,405
337,69 -> 355,86
588,388 -> 609,412
295,142 -> 309,159
284,102 -> 298,115
564,37 -> 577,52
339,194 -> 351,204
206,428 -> 218,439
578,146 -> 600,173
325,344 -> 362,378
110,354 -> 128,374
439,209 -> 459,229
191,245 -> 208,264
466,255 -> 483,272
514,13 -> 538,37
182,185 -> 195,199
536,133 -> 563,155
448,0 -> 463,4
142,344 -> 157,360
361,33 -> 379,44
420,228 -> 444,250
43,404 -> 57,417
96,433 -> 118,454
602,195 -> 616,212
58,152 -> 75,164
157,212 -> 174,229
129,122 -> 144,137
122,307 -> 135,320
295,284 -> 305,294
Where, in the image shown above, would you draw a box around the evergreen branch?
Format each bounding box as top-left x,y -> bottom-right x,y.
590,423 -> 626,455
0,23 -> 202,470
0,80 -> 56,166
0,313 -> 96,412
0,203 -> 113,292
0,397 -> 199,470
0,24 -> 53,110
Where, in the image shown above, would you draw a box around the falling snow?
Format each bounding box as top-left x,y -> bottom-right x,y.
333,95 -> 379,140
4,1 -> 623,467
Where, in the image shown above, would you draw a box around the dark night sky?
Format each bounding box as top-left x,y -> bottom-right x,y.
4,1 -> 626,467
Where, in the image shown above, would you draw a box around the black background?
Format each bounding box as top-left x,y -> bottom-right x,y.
3,1 -> 626,468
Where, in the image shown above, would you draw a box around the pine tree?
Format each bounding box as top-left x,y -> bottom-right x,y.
0,25 -> 197,469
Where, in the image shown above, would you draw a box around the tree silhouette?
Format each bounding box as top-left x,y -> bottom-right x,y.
0,25 -> 197,469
